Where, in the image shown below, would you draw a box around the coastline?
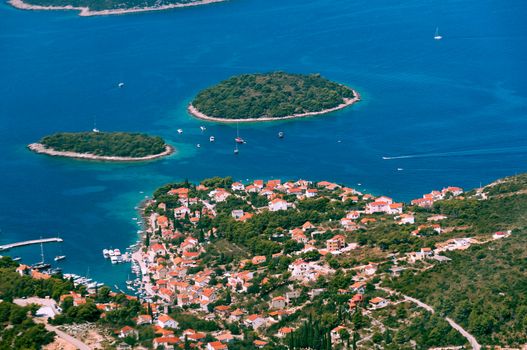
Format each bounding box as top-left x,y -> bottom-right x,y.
188,89 -> 361,123
27,143 -> 174,162
8,0 -> 227,17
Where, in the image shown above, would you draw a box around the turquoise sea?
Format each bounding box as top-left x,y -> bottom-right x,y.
1,0 -> 526,287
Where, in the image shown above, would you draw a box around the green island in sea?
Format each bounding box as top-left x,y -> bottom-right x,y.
9,0 -> 224,16
28,131 -> 173,161
189,72 -> 360,122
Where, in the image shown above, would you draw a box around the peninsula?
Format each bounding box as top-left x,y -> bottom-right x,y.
9,0 -> 226,17
189,72 -> 360,122
3,173 -> 527,349
28,131 -> 173,162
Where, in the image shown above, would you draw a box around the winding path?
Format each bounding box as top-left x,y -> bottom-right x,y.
378,287 -> 481,350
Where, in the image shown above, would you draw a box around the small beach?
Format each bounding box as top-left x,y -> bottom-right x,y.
188,90 -> 361,123
28,143 -> 174,162
9,0 -> 227,16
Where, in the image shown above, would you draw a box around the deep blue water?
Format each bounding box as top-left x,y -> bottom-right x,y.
1,0 -> 526,287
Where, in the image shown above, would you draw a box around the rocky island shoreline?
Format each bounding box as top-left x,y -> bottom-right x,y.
188,91 -> 361,123
189,72 -> 360,123
28,131 -> 174,162
28,143 -> 174,162
9,0 -> 227,17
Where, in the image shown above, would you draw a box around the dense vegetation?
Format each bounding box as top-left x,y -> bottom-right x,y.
192,72 -> 356,119
386,175 -> 527,346
0,257 -> 60,349
0,301 -> 55,349
0,260 -> 74,302
0,256 -> 151,348
22,0 -> 206,11
39,131 -> 167,158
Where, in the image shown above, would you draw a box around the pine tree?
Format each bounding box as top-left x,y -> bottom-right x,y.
147,302 -> 153,316
225,289 -> 232,304
352,331 -> 359,350
145,231 -> 150,247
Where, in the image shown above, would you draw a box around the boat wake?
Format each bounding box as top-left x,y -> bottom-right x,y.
382,145 -> 527,160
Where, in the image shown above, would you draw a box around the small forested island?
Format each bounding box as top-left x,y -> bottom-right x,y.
189,72 -> 360,122
28,131 -> 173,162
9,0 -> 225,17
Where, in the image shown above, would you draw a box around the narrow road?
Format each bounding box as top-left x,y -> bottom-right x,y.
445,317 -> 481,350
378,286 -> 481,350
44,323 -> 92,350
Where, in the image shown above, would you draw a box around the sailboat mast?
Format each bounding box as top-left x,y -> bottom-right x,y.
40,241 -> 44,263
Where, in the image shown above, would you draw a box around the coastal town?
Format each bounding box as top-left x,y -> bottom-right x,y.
3,0 -> 525,348
6,175 -> 522,349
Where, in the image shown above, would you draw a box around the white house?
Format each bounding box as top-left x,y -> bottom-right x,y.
365,201 -> 390,214
174,206 -> 191,218
118,326 -> 138,339
270,296 -> 287,309
288,259 -> 309,277
388,203 -> 403,214
231,209 -> 244,219
330,326 -> 348,343
442,186 -> 463,196
346,211 -> 360,220
209,189 -> 230,202
493,231 -> 510,240
305,189 -> 318,198
269,199 -> 288,212
157,314 -> 179,329
398,214 -> 415,225
231,182 -> 245,191
244,314 -> 266,329
369,297 -> 388,309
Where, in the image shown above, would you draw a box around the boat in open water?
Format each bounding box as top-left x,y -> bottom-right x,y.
434,27 -> 443,40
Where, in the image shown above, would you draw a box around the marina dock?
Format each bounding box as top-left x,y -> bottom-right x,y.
0,237 -> 63,251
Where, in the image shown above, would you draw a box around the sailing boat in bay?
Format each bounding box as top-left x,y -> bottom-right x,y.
235,122 -> 246,144
32,240 -> 51,270
434,27 -> 443,40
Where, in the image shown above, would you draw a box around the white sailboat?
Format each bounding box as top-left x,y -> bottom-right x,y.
434,27 -> 443,40
235,122 -> 245,144
92,117 -> 100,133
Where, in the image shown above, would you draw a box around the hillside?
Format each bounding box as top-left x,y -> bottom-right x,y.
191,72 -> 357,120
386,174 -> 527,346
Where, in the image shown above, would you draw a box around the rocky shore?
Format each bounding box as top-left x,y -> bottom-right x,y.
28,143 -> 174,162
9,0 -> 227,17
188,90 -> 361,123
